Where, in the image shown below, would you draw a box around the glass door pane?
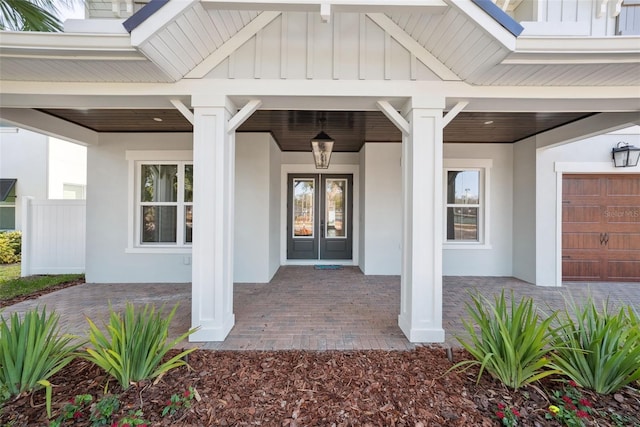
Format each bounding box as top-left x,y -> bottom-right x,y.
325,178 -> 346,238
293,178 -> 315,238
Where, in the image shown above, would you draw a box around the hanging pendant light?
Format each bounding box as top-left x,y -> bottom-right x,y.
311,117 -> 334,169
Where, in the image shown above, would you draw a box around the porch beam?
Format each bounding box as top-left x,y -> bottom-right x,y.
376,100 -> 410,136
185,11 -> 281,79
442,101 -> 469,127
170,99 -> 194,125
228,99 -> 262,134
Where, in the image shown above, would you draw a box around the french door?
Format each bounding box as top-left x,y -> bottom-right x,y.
287,174 -> 353,260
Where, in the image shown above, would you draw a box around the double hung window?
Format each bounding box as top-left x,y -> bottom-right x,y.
126,151 -> 193,251
444,159 -> 491,248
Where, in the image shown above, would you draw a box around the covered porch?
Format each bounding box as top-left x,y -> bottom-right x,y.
3,267 -> 639,350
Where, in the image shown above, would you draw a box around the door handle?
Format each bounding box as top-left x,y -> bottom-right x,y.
600,233 -> 609,246
320,219 -> 324,238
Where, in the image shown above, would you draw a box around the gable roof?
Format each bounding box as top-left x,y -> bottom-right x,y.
0,0 -> 637,86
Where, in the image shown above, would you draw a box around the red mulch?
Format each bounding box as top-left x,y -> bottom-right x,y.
0,278 -> 85,308
1,347 -> 639,426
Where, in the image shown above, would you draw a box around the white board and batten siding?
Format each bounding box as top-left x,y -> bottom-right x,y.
21,198 -> 85,276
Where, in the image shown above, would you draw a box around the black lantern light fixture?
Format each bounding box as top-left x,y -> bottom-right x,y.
311,117 -> 334,169
612,141 -> 640,168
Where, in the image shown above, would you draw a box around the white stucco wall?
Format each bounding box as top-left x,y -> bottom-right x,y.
512,137 -> 537,284
48,137 -> 87,199
86,133 -> 193,283
0,128 -> 48,230
361,143 -> 402,275
269,136 -> 282,279
234,133 -> 281,283
443,143 -> 514,276
536,126 -> 640,286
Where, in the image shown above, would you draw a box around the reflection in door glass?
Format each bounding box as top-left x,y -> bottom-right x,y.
326,179 -> 346,238
293,179 -> 314,237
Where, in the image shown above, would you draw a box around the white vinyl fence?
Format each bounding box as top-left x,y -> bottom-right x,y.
21,197 -> 86,276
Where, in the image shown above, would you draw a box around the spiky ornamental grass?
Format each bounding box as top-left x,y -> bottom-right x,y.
0,308 -> 81,397
83,302 -> 197,390
548,296 -> 640,394
454,290 -> 560,390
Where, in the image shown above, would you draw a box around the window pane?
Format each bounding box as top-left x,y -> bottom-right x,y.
447,171 -> 479,204
185,206 -> 193,243
0,206 -> 15,230
142,206 -> 177,243
293,179 -> 314,237
446,207 -> 478,241
326,179 -> 346,238
141,165 -> 177,202
184,165 -> 193,203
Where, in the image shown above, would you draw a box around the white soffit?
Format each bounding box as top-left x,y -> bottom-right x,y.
466,36 -> 640,86
0,31 -> 173,82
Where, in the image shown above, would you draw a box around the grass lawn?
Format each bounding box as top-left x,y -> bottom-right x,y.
0,263 -> 83,300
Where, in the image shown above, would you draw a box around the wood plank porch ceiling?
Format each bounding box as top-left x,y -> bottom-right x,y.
37,108 -> 591,151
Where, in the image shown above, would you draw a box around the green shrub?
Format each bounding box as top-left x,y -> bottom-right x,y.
0,231 -> 21,264
83,302 -> 197,390
0,307 -> 81,397
454,290 -> 559,390
548,296 -> 640,394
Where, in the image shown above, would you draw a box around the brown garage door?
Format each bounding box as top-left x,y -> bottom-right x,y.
563,174 -> 640,282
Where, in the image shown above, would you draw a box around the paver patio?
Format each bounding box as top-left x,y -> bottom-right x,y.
2,266 -> 638,350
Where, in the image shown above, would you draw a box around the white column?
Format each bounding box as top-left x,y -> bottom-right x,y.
190,103 -> 235,341
398,97 -> 445,343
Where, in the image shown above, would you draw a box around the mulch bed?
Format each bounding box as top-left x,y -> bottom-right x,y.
0,278 -> 85,308
1,347 -> 639,426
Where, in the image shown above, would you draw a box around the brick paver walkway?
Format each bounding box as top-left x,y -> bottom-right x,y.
2,267 -> 638,350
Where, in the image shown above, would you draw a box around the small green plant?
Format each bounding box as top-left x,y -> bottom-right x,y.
453,290 -> 559,389
0,308 -> 81,397
549,296 -> 640,394
0,231 -> 21,264
82,302 -> 197,389
90,394 -> 120,426
545,380 -> 593,427
494,401 -> 520,426
59,394 -> 93,423
162,386 -> 196,417
112,409 -> 149,426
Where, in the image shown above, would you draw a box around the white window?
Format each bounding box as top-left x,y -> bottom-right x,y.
126,151 -> 193,252
444,159 -> 491,249
0,179 -> 17,230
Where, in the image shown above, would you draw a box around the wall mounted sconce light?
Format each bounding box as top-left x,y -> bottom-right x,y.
612,141 -> 640,167
311,118 -> 334,169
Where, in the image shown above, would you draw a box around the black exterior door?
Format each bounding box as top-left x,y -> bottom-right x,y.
287,173 -> 353,260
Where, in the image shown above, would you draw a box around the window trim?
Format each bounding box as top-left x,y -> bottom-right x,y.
443,159 -> 492,250
125,150 -> 193,253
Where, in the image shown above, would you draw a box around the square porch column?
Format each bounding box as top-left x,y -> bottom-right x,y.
190,104 -> 235,341
398,98 -> 445,343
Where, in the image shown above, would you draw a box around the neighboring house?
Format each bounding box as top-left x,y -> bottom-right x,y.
0,128 -> 87,230
0,0 -> 638,343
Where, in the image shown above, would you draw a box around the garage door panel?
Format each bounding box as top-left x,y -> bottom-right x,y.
604,206 -> 640,223
563,177 -> 600,196
607,233 -> 640,250
562,233 -> 601,250
608,261 -> 640,282
606,176 -> 640,196
562,206 -> 601,223
563,260 -> 601,280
